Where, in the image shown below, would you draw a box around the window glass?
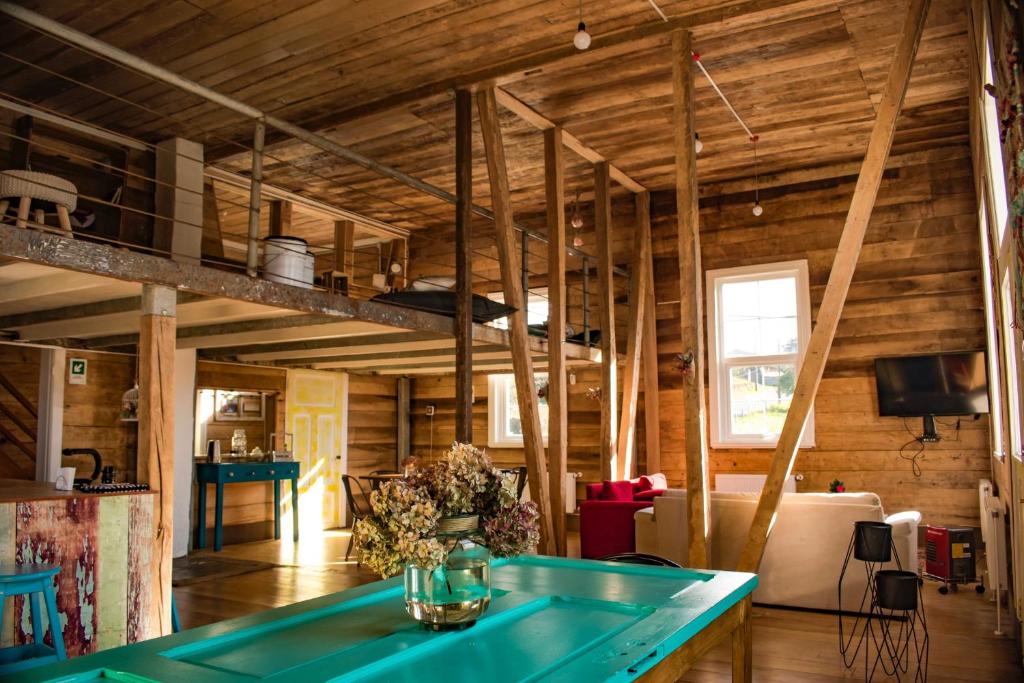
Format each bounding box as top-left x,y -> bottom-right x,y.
707,261 -> 813,448
728,364 -> 797,437
488,373 -> 549,447
721,277 -> 798,357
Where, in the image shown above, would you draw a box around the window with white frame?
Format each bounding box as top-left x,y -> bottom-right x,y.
488,373 -> 549,448
706,260 -> 814,448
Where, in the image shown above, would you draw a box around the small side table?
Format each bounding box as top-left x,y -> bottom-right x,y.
196,461 -> 300,552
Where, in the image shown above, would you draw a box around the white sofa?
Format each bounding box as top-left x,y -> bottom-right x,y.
635,489 -> 921,611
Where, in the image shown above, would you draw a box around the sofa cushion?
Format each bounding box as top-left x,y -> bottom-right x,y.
634,488 -> 665,501
601,480 -> 634,501
633,477 -> 653,494
639,473 -> 668,490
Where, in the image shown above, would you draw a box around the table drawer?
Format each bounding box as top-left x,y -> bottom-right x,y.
198,462 -> 299,483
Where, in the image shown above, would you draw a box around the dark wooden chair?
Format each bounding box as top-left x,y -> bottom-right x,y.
341,474 -> 372,563
500,466 -> 529,500
597,552 -> 682,568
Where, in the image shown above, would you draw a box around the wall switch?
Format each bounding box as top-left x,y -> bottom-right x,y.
425,404 -> 436,416
569,373 -> 577,385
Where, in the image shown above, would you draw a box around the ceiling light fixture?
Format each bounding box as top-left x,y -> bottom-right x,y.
573,0 -> 591,50
570,189 -> 585,247
751,135 -> 763,217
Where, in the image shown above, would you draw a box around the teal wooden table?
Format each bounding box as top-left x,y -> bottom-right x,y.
11,556 -> 757,683
195,461 -> 299,552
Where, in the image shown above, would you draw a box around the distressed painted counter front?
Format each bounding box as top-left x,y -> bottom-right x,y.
13,555 -> 757,682
0,479 -> 157,657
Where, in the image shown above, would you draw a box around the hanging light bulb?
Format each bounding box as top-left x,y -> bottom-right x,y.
573,0 -> 591,50
694,132 -> 703,154
751,134 -> 763,217
570,189 -> 584,231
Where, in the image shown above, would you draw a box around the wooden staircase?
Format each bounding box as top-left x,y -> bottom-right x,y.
0,372 -> 37,479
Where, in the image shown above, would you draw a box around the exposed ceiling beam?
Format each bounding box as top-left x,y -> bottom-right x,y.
0,224 -> 600,360
0,291 -> 204,330
199,331 -> 447,360
250,0 -> 815,136
494,89 -> 645,194
307,345 -> 511,370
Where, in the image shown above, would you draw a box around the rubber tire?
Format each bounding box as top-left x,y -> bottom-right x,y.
976,584 -> 986,594
938,585 -> 949,595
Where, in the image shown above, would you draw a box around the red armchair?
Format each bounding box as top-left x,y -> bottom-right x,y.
579,475 -> 667,559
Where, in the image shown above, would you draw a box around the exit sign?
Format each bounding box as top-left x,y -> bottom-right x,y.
69,358 -> 88,385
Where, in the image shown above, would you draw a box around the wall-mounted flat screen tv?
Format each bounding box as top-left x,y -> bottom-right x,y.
874,351 -> 989,418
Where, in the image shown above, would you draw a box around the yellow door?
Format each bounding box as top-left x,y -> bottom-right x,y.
286,369 -> 348,532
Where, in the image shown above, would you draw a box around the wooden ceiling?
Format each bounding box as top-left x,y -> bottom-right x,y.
0,0 -> 970,241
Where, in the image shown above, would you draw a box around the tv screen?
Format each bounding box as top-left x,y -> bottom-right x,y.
874,351 -> 989,417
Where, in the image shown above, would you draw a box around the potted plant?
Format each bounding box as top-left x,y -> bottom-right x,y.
353,442 -> 539,630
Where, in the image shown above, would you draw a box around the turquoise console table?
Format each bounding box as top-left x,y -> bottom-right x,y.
195,461 -> 299,552
12,555 -> 757,682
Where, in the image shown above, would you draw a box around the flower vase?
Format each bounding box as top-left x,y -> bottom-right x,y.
404,514 -> 491,630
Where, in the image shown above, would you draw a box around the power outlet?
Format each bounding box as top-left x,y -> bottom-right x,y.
425,404 -> 436,417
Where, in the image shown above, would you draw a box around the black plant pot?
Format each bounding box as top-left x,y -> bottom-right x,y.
875,570 -> 919,611
853,521 -> 893,563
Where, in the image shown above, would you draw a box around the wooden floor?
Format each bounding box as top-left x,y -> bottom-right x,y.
175,531 -> 1023,682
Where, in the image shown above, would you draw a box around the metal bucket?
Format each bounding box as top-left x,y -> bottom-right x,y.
263,236 -> 314,288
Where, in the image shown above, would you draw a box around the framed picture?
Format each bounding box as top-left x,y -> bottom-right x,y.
215,391 -> 264,421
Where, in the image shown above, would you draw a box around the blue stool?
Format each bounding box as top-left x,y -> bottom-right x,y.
0,564 -> 67,673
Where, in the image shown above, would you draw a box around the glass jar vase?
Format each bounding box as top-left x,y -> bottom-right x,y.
404,514 -> 491,630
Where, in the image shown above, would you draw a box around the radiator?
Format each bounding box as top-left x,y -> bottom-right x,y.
715,473 -> 798,493
979,478 -> 1008,591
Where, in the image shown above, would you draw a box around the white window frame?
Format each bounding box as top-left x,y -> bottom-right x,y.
706,259 -> 815,449
487,374 -> 549,448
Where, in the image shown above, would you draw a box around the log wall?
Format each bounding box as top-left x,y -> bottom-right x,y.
406,144 -> 989,528
653,144 -> 988,528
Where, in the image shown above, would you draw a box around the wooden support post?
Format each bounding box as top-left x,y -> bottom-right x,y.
137,284 -> 176,636
642,242 -> 661,474
334,220 -> 355,277
545,126 -> 568,556
672,29 -> 710,570
268,200 -> 292,237
201,181 -> 225,260
245,121 -> 265,277
594,162 -> 618,482
737,0 -> 931,573
454,89 -> 474,444
35,347 -> 64,483
154,137 -> 204,265
616,191 -> 651,480
397,376 -> 410,469
477,87 -> 555,555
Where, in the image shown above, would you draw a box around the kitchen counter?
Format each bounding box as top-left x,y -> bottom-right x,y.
0,477 -> 155,503
0,478 -> 159,656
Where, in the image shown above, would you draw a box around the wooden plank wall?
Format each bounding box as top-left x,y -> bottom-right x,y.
194,362 -> 396,537
347,374 -> 399,479
195,361 -> 285,543
404,145 -> 987,528
652,145 -> 987,528
62,350 -> 139,478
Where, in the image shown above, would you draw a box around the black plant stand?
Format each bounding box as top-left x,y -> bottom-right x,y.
839,521 -> 928,682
